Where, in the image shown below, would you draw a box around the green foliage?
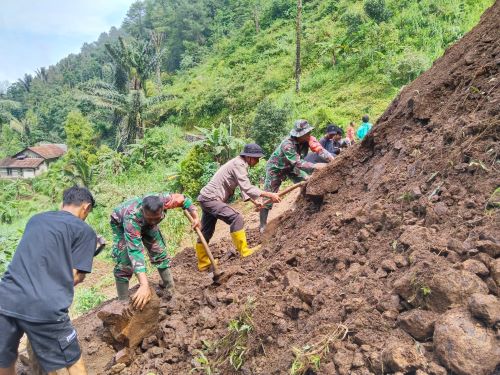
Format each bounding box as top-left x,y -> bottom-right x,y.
252,99 -> 289,157
0,230 -> 22,275
179,146 -> 214,198
191,297 -> 255,373
389,50 -> 430,86
64,110 -> 98,165
0,124 -> 23,159
363,0 -> 392,23
195,121 -> 246,163
72,286 -> 107,314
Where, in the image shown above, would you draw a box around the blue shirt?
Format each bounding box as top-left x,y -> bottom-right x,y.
356,122 -> 372,140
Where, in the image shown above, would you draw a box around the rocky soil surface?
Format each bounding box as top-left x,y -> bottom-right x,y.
19,2 -> 500,374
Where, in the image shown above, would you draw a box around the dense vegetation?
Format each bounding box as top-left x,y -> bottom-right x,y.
0,0 -> 493,276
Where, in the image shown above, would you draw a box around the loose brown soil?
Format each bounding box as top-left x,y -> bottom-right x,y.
18,2 -> 500,374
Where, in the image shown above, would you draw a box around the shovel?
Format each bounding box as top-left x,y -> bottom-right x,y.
183,209 -> 223,283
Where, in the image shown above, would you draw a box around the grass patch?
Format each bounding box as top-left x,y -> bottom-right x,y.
72,286 -> 107,316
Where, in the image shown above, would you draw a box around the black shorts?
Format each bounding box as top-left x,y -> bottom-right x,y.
0,313 -> 82,372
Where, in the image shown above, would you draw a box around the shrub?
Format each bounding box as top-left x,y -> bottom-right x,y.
341,9 -> 365,34
389,50 -> 430,86
179,146 -> 214,198
364,0 -> 392,23
251,99 -> 289,158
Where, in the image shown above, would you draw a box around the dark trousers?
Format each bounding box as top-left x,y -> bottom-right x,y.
198,198 -> 244,243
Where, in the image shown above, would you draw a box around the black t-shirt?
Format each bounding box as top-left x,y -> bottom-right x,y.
0,211 -> 96,322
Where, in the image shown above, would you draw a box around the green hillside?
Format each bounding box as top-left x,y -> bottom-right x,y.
0,0 -> 494,278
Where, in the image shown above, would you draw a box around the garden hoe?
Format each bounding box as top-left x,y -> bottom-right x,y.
183,209 -> 223,284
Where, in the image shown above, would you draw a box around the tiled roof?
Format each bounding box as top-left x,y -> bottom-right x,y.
0,157 -> 45,168
27,144 -> 66,159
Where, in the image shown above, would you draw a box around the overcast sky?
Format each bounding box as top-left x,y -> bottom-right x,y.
0,0 -> 135,83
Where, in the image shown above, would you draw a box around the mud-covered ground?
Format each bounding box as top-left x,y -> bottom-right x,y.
19,2 -> 500,374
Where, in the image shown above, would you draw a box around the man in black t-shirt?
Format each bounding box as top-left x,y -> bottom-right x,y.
0,186 -> 97,375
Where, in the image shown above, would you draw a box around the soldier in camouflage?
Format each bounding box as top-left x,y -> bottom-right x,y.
110,192 -> 200,309
259,119 -> 333,232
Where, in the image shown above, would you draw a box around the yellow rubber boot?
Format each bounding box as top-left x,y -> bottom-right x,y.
230,230 -> 257,258
195,242 -> 211,272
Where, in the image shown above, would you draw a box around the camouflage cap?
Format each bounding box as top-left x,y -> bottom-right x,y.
290,119 -> 314,137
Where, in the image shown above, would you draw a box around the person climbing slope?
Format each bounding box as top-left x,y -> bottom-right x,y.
260,120 -> 334,232
356,114 -> 373,141
196,143 -> 281,271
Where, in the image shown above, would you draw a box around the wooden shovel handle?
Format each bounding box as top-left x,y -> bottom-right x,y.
183,210 -> 220,274
261,181 -> 307,207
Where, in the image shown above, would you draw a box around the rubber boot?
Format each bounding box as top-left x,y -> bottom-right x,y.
158,267 -> 174,290
259,208 -> 270,233
116,281 -> 129,301
195,242 -> 212,272
230,229 -> 257,258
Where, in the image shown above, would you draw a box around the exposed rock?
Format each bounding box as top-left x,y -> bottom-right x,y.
397,309 -> 437,341
148,346 -> 164,358
377,294 -> 401,312
296,285 -> 316,306
462,259 -> 489,276
491,258 -> 500,286
114,348 -> 133,366
97,289 -> 160,348
477,240 -> 500,257
141,335 -> 158,350
425,362 -> 447,375
333,348 -> 353,375
283,270 -> 301,289
434,308 -> 500,375
318,362 -> 338,375
468,293 -> 500,327
394,255 -> 408,268
381,340 -> 425,372
381,259 -> 397,272
394,267 -> 488,313
447,238 -> 466,255
110,363 -> 126,374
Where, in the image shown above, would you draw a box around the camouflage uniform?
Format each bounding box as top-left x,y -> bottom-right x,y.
110,192 -> 194,282
264,135 -> 331,208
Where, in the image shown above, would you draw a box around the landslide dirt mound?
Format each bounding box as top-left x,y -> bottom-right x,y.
47,3 -> 499,374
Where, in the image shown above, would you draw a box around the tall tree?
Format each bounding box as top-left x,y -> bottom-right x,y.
295,0 -> 302,93
80,81 -> 169,149
150,30 -> 165,90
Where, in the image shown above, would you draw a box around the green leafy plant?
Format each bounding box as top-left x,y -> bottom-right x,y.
191,297 -> 255,373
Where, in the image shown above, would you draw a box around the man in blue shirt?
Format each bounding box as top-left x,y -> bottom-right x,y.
0,186 -> 97,375
356,114 -> 373,140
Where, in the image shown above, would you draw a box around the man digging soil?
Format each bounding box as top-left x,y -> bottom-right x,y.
196,143 -> 282,271
110,192 -> 200,309
260,119 -> 333,232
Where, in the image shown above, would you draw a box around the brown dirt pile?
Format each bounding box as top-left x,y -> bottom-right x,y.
23,2 -> 499,374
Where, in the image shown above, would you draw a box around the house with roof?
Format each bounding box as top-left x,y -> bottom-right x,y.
0,144 -> 67,179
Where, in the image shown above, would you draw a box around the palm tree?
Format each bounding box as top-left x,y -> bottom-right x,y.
64,154 -> 93,187
80,81 -> 170,149
17,74 -> 33,92
105,37 -> 159,90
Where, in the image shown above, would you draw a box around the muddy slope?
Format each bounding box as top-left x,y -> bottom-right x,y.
68,2 -> 499,374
